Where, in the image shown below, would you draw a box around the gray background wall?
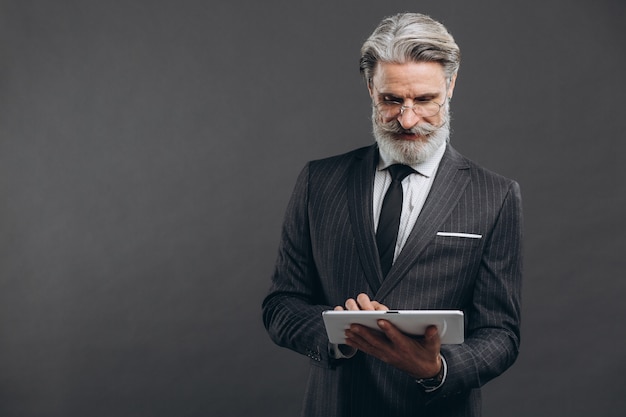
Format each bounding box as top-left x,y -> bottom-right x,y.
0,1 -> 624,416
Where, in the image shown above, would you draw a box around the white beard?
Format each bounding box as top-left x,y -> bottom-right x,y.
372,107 -> 450,165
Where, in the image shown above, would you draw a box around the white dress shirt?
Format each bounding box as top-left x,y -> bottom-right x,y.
373,142 -> 447,263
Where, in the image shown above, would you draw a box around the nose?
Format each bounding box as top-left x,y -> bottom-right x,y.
397,107 -> 421,129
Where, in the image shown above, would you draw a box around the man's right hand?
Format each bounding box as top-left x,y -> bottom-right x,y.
334,293 -> 389,311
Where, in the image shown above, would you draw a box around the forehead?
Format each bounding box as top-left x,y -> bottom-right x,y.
372,61 -> 447,95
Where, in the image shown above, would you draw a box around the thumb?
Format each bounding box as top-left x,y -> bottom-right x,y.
424,325 -> 440,344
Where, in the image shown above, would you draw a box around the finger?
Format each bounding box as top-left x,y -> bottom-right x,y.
344,298 -> 359,310
343,327 -> 367,349
334,305 -> 344,311
377,319 -> 397,335
345,325 -> 384,353
356,293 -> 375,310
371,301 -> 389,311
376,319 -> 410,346
351,324 -> 390,348
344,332 -> 370,352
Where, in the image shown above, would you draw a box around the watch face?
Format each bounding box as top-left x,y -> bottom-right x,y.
417,376 -> 440,388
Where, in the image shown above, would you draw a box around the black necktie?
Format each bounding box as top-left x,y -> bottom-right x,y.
376,164 -> 415,277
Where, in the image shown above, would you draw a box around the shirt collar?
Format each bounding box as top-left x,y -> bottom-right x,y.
377,142 -> 447,178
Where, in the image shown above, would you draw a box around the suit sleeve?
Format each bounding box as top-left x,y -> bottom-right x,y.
262,163 -> 336,366
433,180 -> 523,400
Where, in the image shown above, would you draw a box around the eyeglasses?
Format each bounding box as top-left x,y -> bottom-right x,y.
374,98 -> 446,119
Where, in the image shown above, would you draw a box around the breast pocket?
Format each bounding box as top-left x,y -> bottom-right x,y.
434,232 -> 483,248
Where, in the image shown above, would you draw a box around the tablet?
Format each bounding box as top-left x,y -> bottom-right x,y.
322,310 -> 464,345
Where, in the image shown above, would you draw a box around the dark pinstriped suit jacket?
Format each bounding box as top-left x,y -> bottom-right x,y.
262,144 -> 523,417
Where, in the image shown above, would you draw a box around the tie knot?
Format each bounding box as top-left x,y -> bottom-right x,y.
387,164 -> 415,182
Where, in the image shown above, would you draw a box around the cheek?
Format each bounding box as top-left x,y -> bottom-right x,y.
372,110 -> 388,126
420,115 -> 438,126
425,108 -> 447,126
380,115 -> 395,125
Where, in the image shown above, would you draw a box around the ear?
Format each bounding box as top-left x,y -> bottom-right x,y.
447,73 -> 458,100
367,78 -> 374,98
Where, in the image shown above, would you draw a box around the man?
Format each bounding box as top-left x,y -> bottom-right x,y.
262,12 -> 522,417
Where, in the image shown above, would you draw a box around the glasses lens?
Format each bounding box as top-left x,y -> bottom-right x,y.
420,102 -> 441,117
376,102 -> 441,119
376,102 -> 401,119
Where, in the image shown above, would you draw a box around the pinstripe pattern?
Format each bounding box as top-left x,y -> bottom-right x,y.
262,144 -> 523,417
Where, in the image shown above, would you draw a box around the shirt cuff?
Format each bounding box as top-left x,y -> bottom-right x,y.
328,343 -> 358,359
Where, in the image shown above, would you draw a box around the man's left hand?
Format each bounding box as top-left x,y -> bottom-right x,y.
344,318 -> 442,379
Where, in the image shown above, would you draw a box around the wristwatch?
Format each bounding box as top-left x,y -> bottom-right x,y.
416,355 -> 446,390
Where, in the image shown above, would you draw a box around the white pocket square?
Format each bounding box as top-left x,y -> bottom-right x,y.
437,232 -> 482,239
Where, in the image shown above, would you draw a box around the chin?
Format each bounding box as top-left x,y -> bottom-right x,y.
375,129 -> 448,165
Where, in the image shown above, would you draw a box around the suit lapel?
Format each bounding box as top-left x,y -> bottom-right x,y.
347,145 -> 383,294
376,145 -> 471,299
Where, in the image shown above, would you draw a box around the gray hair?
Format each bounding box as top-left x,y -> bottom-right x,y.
359,13 -> 461,85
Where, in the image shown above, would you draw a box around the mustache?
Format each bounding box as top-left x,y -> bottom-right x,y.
377,119 -> 440,137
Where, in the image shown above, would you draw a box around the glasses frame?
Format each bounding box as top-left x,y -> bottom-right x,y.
372,85 -> 449,120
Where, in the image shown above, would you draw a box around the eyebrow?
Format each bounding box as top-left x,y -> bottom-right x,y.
377,91 -> 442,101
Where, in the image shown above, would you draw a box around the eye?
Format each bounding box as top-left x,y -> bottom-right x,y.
382,95 -> 402,104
